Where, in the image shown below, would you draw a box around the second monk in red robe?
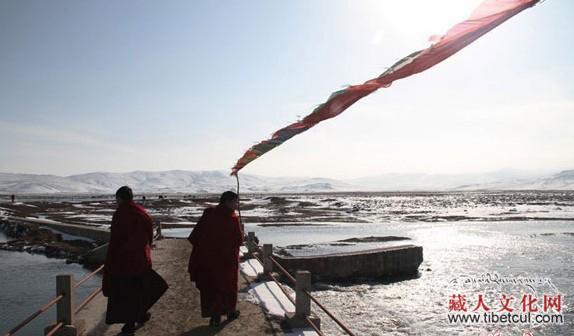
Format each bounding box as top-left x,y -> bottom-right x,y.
187,191 -> 244,327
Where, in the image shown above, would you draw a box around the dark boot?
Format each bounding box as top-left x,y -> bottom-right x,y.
209,315 -> 221,327
121,322 -> 136,335
137,312 -> 151,325
227,310 -> 240,320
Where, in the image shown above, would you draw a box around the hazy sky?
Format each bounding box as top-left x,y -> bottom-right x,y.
1,0 -> 572,178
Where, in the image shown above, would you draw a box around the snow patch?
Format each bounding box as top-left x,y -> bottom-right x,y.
240,259 -> 263,277
15,202 -> 38,207
65,214 -> 111,221
246,281 -> 295,317
71,204 -> 94,209
241,208 -> 276,217
239,246 -> 248,258
160,221 -> 196,226
162,228 -> 192,238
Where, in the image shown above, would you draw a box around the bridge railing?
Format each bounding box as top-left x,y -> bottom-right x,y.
5,227 -> 355,335
5,222 -> 163,336
5,265 -> 104,336
246,232 -> 356,336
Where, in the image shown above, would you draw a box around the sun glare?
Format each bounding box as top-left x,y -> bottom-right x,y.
357,0 -> 484,49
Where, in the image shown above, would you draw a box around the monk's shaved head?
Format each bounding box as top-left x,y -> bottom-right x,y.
219,191 -> 238,204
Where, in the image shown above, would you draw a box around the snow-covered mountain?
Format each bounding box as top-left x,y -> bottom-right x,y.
0,171 -> 357,194
0,169 -> 572,194
454,170 -> 574,190
348,169 -> 555,191
0,173 -> 107,194
536,170 -> 574,189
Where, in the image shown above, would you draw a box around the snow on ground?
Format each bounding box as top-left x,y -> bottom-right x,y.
245,281 -> 295,318
65,214 -> 111,221
162,228 -> 193,238
0,207 -> 11,218
240,258 -> 263,277
43,211 -> 77,215
244,222 -> 343,227
241,208 -> 276,217
14,202 -> 38,207
239,246 -> 248,258
241,198 -> 271,206
281,211 -> 304,217
71,204 -> 93,209
151,206 -> 204,217
24,216 -> 60,224
161,227 -> 251,243
37,215 -> 58,221
160,221 -> 195,226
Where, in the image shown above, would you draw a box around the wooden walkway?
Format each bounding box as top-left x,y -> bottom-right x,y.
79,239 -> 284,336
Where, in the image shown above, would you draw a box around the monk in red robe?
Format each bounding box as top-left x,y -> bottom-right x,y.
188,191 -> 244,327
103,186 -> 155,335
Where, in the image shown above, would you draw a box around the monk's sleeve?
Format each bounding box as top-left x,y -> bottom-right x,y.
103,211 -> 121,296
232,216 -> 243,248
105,211 -> 131,267
105,213 -> 118,268
144,213 -> 153,244
188,208 -> 208,246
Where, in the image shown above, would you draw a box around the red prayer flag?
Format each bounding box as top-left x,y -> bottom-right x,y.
231,0 -> 540,175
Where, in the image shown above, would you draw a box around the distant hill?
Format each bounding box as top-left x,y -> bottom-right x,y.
346,169 -> 561,191
0,170 -> 356,194
453,169 -> 574,191
0,169 -> 572,194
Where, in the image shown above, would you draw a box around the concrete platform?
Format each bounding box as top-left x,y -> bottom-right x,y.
7,216 -> 110,243
273,244 -> 423,281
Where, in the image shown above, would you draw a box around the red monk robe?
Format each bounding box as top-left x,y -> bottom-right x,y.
188,202 -> 243,320
103,200 -> 154,324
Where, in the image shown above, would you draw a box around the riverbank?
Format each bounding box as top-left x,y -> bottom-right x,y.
79,238 -> 284,335
0,218 -> 102,262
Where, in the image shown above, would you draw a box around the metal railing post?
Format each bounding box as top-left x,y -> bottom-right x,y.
262,244 -> 273,273
44,274 -> 84,335
247,232 -> 257,253
11,266 -> 103,336
56,274 -> 74,326
156,220 -> 163,239
295,271 -> 311,317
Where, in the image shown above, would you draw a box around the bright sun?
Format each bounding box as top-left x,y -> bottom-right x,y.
358,0 -> 484,48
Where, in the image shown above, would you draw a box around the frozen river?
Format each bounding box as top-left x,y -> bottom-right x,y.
160,192 -> 573,335
2,191 -> 573,335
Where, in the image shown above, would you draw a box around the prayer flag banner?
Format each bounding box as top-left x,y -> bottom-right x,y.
231,0 -> 539,175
